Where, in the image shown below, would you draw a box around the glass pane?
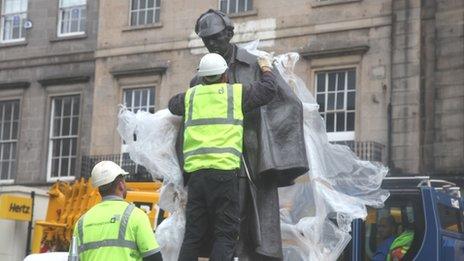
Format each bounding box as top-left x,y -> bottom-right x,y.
238,0 -> 246,12
140,0 -> 146,9
131,0 -> 138,10
347,112 -> 355,131
438,204 -> 463,233
80,10 -> 86,32
13,101 -> 19,120
4,103 -> 12,122
134,90 -> 141,107
125,90 -> 132,107
147,0 -> 154,8
3,144 -> 10,160
317,94 -> 325,112
327,93 -> 335,110
317,73 -> 326,93
54,98 -> 62,116
63,98 -> 71,116
71,138 -> 77,155
347,92 -> 356,110
53,140 -> 61,157
229,0 -> 237,13
149,89 -> 155,106
72,117 -> 79,135
1,162 -> 9,179
12,122 -> 18,139
326,113 -> 334,132
138,10 -> 146,25
62,118 -> 70,136
336,112 -> 345,132
70,17 -> 79,32
61,158 -> 69,177
247,0 -> 252,11
72,97 -> 80,116
156,0 -> 160,8
337,72 -> 345,90
53,118 -> 61,137
336,92 -> 344,109
62,139 -> 70,156
147,9 -> 154,24
220,0 -> 227,12
348,70 -> 356,90
154,8 -> 160,23
70,158 -> 76,176
3,122 -> 11,140
0,104 -> 3,122
61,0 -> 86,8
328,72 -> 336,91
51,158 -> 59,177
131,12 -> 138,26
11,143 -> 16,159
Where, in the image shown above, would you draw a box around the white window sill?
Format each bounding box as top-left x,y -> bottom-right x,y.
122,22 -> 163,32
228,9 -> 258,18
47,176 -> 76,183
0,179 -> 14,185
0,39 -> 27,48
310,0 -> 361,8
51,33 -> 87,42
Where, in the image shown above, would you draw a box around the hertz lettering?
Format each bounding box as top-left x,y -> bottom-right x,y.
9,203 -> 30,214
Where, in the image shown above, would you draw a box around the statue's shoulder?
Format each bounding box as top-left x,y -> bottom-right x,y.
236,47 -> 258,66
190,75 -> 201,87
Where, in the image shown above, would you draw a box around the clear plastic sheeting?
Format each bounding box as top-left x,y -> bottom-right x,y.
117,108 -> 186,260
248,43 -> 389,261
117,41 -> 389,261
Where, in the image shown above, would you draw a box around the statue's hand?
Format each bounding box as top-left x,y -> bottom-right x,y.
257,53 -> 274,72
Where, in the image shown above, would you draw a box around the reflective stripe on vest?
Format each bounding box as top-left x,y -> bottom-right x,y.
77,204 -> 136,253
183,83 -> 244,173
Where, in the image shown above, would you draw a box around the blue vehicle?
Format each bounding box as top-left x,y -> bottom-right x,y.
339,176 -> 464,261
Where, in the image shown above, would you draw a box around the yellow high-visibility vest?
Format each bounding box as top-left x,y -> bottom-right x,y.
73,198 -> 160,261
183,83 -> 244,173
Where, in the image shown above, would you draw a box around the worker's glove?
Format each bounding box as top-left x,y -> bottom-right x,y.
257,53 -> 274,72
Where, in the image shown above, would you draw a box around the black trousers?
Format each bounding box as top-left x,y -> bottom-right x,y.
178,169 -> 240,261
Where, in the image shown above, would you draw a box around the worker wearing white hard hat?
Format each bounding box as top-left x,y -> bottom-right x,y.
168,52 -> 277,260
69,161 -> 162,261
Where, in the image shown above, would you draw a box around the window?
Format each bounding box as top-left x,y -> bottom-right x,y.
130,0 -> 160,27
219,0 -> 253,14
58,0 -> 86,36
0,100 -> 19,181
123,87 -> 155,113
315,69 -> 356,141
1,0 -> 27,42
438,203 -> 463,233
48,95 -> 80,180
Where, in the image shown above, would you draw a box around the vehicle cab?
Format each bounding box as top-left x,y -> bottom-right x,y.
339,176 -> 464,261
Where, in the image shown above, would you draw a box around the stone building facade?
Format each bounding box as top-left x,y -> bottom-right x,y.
0,0 -> 462,186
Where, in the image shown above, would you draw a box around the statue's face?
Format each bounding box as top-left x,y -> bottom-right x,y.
201,30 -> 232,58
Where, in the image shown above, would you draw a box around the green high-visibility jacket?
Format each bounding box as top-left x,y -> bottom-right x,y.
387,230 -> 414,261
72,196 -> 160,261
183,83 -> 244,173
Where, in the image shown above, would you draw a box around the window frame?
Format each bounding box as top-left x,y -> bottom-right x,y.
314,68 -> 357,142
129,0 -> 161,27
218,0 -> 253,15
0,99 -> 20,184
46,94 -> 81,182
0,0 -> 28,43
57,0 -> 86,37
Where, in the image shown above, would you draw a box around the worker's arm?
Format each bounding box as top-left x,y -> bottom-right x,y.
242,70 -> 278,113
168,92 -> 185,116
134,209 -> 163,260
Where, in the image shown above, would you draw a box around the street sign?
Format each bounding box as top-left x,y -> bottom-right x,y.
0,194 -> 32,221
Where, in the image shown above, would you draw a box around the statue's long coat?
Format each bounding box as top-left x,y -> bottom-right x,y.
177,46 -> 308,260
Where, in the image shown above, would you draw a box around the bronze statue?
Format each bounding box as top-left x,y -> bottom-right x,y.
177,9 -> 309,260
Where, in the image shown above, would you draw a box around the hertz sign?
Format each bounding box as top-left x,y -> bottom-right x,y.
0,194 -> 32,221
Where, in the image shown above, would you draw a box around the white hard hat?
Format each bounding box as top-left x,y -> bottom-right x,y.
197,53 -> 228,77
90,161 -> 129,188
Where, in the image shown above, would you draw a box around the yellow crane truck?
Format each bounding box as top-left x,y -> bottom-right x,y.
31,178 -> 162,253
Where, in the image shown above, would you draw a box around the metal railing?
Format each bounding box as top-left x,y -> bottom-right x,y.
81,154 -> 153,182
331,140 -> 385,162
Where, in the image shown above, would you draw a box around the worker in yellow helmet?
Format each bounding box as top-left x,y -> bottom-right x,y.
68,161 -> 162,261
168,52 -> 277,260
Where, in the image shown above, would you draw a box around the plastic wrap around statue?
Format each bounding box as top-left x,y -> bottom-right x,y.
117,40 -> 389,261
